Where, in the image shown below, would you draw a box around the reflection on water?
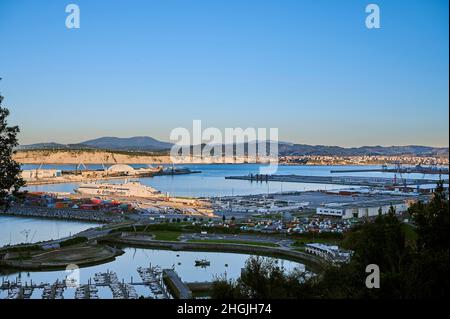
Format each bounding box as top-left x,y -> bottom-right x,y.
0,248 -> 304,299
0,216 -> 101,247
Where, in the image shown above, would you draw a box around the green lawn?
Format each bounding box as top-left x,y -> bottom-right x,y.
150,231 -> 181,241
188,239 -> 279,247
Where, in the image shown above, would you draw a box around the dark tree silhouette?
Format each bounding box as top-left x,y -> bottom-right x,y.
0,90 -> 25,211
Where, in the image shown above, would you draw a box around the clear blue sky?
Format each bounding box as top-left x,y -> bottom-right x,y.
0,0 -> 448,147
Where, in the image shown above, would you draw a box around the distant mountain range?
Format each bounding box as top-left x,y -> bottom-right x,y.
17,136 -> 173,152
277,144 -> 449,157
78,136 -> 173,151
17,136 -> 449,157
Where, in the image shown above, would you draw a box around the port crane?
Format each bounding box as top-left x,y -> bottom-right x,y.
75,162 -> 88,174
392,161 -> 407,192
20,229 -> 32,243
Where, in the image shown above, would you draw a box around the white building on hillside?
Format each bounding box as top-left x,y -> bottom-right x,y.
305,243 -> 353,263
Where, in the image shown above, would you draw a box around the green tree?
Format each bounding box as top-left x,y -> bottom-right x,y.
406,181 -> 449,298
0,90 -> 25,211
317,206 -> 412,299
211,256 -> 311,299
410,181 -> 449,252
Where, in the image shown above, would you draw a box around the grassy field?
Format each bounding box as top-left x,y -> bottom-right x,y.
188,239 -> 279,247
150,230 -> 181,241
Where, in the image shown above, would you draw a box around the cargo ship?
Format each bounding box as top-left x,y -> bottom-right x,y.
75,180 -> 160,198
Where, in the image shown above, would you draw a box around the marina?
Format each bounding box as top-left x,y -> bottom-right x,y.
1,269 -> 166,299
0,248 -> 304,299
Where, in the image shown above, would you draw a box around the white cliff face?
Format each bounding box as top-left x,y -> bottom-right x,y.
14,150 -> 260,165
13,150 -> 173,164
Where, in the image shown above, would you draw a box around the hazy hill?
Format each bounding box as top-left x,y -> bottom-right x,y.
18,136 -> 173,152
79,136 -> 173,151
278,144 -> 449,156
17,137 -> 448,157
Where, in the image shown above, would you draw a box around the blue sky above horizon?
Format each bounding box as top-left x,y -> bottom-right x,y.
0,0 -> 448,147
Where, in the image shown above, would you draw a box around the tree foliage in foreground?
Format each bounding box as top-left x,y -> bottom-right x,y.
0,91 -> 25,210
212,182 -> 449,299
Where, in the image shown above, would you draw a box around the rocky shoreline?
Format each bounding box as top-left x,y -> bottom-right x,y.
1,205 -> 124,223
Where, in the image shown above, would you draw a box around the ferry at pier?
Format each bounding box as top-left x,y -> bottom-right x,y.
75,181 -> 160,198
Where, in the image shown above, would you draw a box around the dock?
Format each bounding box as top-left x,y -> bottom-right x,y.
94,271 -> 139,299
1,267 -> 173,299
137,266 -> 170,299
225,174 -> 446,187
163,269 -> 192,299
75,284 -> 99,299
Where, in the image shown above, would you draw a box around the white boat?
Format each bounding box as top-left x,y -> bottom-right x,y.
75,180 -> 160,198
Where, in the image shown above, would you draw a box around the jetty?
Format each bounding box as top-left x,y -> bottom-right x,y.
1,267 -> 173,299
137,265 -> 170,299
225,174 -> 446,187
163,269 -> 192,299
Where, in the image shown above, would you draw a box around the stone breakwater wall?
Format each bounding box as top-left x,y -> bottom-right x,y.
2,205 -> 123,223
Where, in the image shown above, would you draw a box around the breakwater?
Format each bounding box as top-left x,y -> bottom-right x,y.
1,205 -> 124,223
225,174 -> 445,187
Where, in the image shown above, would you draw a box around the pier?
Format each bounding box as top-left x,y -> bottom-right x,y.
1,267 -> 173,299
225,174 -> 446,187
163,269 -> 192,299
94,271 -> 138,299
75,284 -> 99,299
137,266 -> 170,299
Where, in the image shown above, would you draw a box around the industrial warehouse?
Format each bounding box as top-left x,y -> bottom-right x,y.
316,199 -> 409,219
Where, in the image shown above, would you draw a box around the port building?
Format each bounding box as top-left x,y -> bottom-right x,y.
305,243 -> 353,263
316,200 -> 409,219
21,169 -> 62,180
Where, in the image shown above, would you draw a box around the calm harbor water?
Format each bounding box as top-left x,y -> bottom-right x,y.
22,164 -> 441,198
0,248 -> 304,299
0,216 -> 101,247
